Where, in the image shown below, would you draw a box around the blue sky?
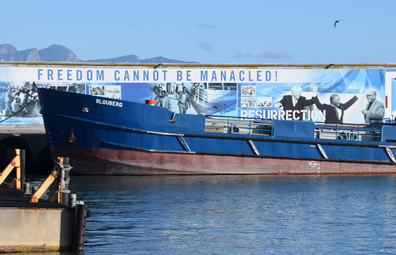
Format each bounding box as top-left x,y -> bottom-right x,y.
2,0 -> 395,64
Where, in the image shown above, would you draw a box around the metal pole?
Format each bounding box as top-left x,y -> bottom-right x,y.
58,157 -> 72,205
9,116 -> 13,131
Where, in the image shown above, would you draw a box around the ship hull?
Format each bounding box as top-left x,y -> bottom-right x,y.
52,146 -> 396,175
38,88 -> 396,175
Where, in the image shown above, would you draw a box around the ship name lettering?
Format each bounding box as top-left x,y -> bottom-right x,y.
96,98 -> 123,107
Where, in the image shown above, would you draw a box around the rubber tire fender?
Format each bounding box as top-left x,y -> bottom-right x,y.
0,136 -> 31,166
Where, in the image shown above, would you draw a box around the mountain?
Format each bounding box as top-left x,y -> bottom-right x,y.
0,44 -> 22,61
0,44 -> 197,63
19,48 -> 40,62
140,56 -> 195,64
38,45 -> 80,62
85,54 -> 139,63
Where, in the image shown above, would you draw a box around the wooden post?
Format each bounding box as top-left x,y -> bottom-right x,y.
20,149 -> 25,190
57,157 -> 64,204
0,149 -> 20,187
28,169 -> 59,203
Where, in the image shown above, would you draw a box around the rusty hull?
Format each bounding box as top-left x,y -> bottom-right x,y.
52,146 -> 396,175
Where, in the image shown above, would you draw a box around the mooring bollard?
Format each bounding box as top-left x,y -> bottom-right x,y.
23,182 -> 30,195
70,193 -> 77,207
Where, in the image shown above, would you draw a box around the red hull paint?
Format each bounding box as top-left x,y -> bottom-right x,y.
52,146 -> 396,175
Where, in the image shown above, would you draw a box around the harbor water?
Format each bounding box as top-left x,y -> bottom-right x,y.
21,174 -> 396,254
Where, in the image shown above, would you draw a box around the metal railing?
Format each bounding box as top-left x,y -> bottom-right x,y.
314,124 -> 381,142
0,114 -> 43,131
205,115 -> 274,136
204,116 -> 384,142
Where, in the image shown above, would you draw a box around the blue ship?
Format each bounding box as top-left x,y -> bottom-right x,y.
38,88 -> 396,175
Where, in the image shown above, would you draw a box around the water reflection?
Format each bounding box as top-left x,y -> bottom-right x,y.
20,175 -> 396,254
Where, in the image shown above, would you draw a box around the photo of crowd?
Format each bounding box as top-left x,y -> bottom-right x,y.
0,81 -> 40,117
152,82 -> 237,115
257,97 -> 272,107
241,97 -> 256,107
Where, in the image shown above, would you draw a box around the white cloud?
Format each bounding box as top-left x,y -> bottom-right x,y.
257,51 -> 291,58
199,43 -> 212,51
127,22 -> 143,28
233,51 -> 291,59
196,24 -> 220,29
234,53 -> 254,58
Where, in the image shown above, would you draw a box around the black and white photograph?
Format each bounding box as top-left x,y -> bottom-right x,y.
40,82 -> 86,94
106,85 -> 121,99
151,82 -> 237,116
241,85 -> 256,96
208,83 -> 237,91
0,81 -> 39,117
257,97 -> 272,107
89,85 -> 105,96
241,97 -> 256,107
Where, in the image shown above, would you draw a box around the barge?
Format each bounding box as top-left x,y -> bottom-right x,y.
0,153 -> 88,252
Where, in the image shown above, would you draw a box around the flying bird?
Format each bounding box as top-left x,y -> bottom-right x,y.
154,63 -> 163,69
334,19 -> 342,28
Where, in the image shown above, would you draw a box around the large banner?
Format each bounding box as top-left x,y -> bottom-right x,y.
239,69 -> 386,124
0,66 -> 391,125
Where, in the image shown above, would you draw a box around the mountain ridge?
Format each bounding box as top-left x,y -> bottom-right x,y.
0,44 -> 197,64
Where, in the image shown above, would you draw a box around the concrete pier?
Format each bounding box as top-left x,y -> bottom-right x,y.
0,183 -> 75,252
0,155 -> 88,252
